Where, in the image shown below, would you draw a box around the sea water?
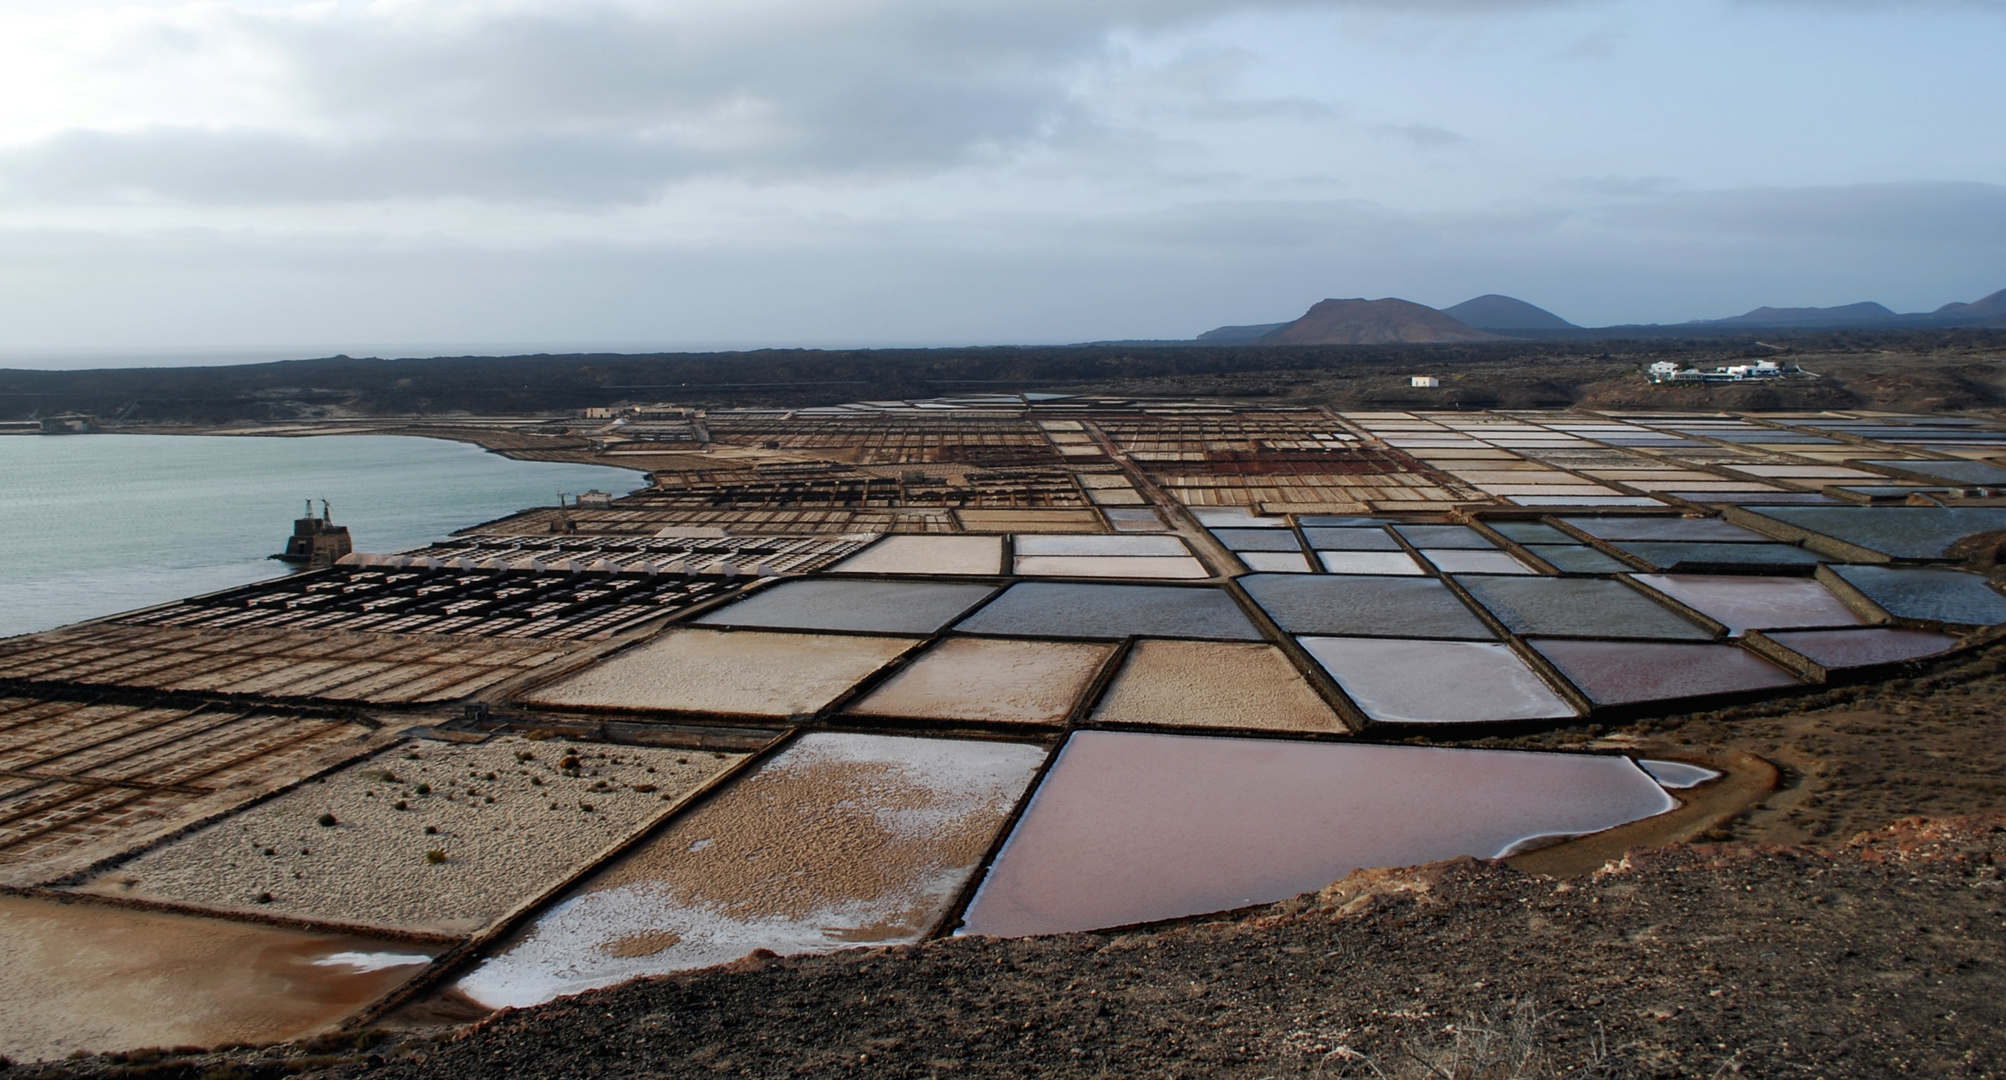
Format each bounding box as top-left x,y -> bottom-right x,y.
0,434 -> 642,638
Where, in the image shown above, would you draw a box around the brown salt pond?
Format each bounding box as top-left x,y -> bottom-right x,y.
0,894 -> 433,1063
829,535 -> 1004,576
73,737 -> 743,936
847,637 -> 1115,725
455,733 -> 1046,1009
521,628 -> 919,718
1088,640 -> 1345,734
958,731 -> 1674,937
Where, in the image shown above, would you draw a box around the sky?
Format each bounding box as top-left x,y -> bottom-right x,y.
0,0 -> 2001,363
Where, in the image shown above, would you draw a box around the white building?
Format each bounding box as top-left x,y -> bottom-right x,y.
1410,375 -> 1440,388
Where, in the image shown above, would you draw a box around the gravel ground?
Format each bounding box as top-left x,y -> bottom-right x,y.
31,814 -> 2004,1079
73,736 -> 745,935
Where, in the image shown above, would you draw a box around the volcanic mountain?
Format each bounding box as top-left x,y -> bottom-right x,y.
1440,294 -> 1576,331
1257,298 -> 1502,344
1934,288 -> 2006,326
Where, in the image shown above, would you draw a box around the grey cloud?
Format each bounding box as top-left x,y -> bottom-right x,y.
1371,123 -> 1464,147
1,0 -> 1591,206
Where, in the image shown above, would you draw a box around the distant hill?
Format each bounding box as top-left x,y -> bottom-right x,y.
1935,288 -> 2006,325
1193,286 -> 2006,342
1697,302 -> 1900,328
1440,295 -> 1576,331
1196,322 -> 1291,344
1258,298 -> 1502,345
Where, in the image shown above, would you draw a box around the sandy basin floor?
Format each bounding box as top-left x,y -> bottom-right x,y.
0,893 -> 434,1063
74,737 -> 744,935
456,732 -> 1047,1009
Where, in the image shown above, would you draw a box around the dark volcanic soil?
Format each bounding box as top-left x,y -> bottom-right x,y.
25,817 -> 2003,1079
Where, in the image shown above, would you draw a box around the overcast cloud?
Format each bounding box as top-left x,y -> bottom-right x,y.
0,0 -> 2000,357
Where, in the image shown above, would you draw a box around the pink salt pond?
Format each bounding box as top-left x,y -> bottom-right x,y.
1629,574 -> 1864,636
1758,627 -> 1959,672
1531,639 -> 1802,706
958,731 -> 1675,937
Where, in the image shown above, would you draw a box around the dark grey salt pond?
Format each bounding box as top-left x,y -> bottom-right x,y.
1742,506 -> 2006,560
1301,527 -> 1400,551
1608,541 -> 1824,573
1860,460 -> 2006,486
955,582 -> 1262,641
1531,639 -> 1802,705
1213,529 -> 1303,553
1457,577 -> 1713,640
1242,574 -> 1494,639
1525,545 -> 1631,574
1560,516 -> 1774,543
1392,524 -> 1496,550
694,579 -> 997,634
1824,565 -> 2006,626
1486,521 -> 1573,544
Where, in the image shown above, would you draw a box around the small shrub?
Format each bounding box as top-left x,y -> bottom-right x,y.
423,825 -> 437,835
393,800 -> 408,811
424,850 -> 447,865
415,783 -> 431,795
579,802 -> 595,813
316,813 -> 337,827
515,751 -> 535,762
254,892 -> 273,904
559,755 -> 581,771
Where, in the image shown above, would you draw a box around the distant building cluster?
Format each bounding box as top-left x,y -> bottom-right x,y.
1647,359 -> 1810,385
579,402 -> 708,445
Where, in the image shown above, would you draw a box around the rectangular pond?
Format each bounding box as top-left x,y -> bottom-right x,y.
957,732 -> 1673,937
847,637 -> 1115,725
1457,576 -> 1714,640
458,733 -> 1047,1009
1629,574 -> 1862,636
830,536 -> 1005,577
1088,640 -> 1344,734
693,579 -> 998,634
522,628 -> 920,718
1299,636 -> 1576,724
1242,574 -> 1495,639
955,583 -> 1263,641
1530,639 -> 1803,706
